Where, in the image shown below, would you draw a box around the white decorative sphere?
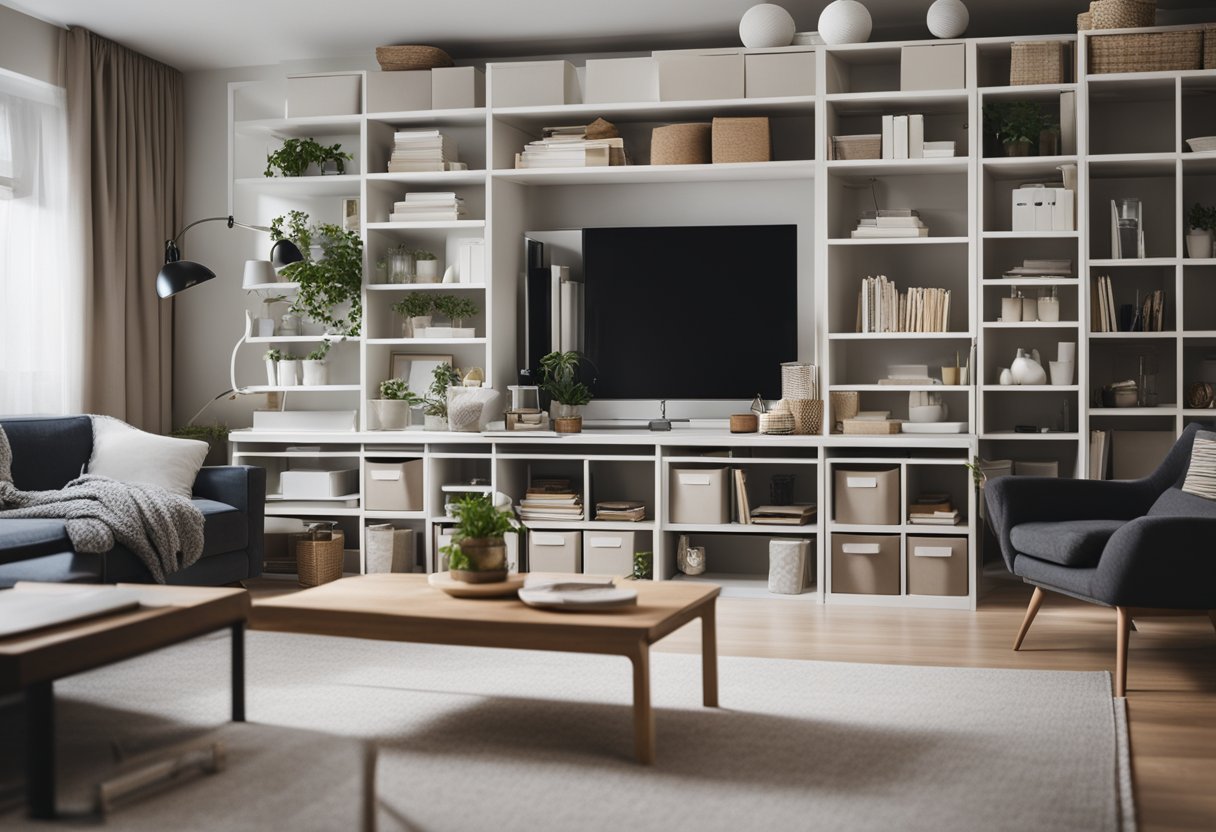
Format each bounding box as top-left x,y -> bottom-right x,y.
927,0 -> 969,39
739,4 -> 796,49
818,0 -> 872,45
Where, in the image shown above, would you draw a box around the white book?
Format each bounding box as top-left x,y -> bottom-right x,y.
893,115 -> 909,160
908,114 -> 924,159
881,115 -> 895,159
1060,91 -> 1077,155
404,192 -> 458,202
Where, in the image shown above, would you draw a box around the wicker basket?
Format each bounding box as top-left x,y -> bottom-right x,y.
1089,29 -> 1202,74
759,411 -> 795,435
1078,11 -> 1093,30
780,362 -> 818,400
830,134 -> 881,160
841,418 -> 902,435
829,391 -> 860,432
1090,0 -> 1155,30
295,525 -> 345,587
1011,41 -> 1066,85
784,399 -> 823,435
375,45 -> 454,71
1206,25 -> 1216,70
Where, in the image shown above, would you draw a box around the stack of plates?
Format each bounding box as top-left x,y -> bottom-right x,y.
517,576 -> 638,611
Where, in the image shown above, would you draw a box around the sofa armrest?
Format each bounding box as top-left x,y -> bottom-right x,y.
1093,516 -> 1216,609
193,465 -> 266,579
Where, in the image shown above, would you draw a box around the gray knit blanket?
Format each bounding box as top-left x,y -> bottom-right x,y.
0,426 -> 204,583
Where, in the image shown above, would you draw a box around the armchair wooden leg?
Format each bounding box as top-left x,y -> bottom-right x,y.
1115,607 -> 1131,697
1013,587 -> 1046,651
1208,610 -> 1216,636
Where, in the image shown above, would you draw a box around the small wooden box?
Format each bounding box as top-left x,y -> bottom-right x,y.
711,117 -> 770,164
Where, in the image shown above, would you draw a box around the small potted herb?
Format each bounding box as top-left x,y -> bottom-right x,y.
263,348 -> 281,386
414,249 -> 441,283
434,295 -> 479,338
301,341 -> 330,386
422,363 -> 462,430
373,377 -> 420,430
277,352 -> 301,387
271,211 -> 363,337
439,494 -> 521,583
1187,202 -> 1216,259
392,294 -> 435,338
539,350 -> 593,434
984,101 -> 1052,157
264,137 -> 353,177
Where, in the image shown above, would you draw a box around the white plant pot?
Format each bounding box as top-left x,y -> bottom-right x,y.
254,318 -> 275,337
301,360 -> 328,386
264,359 -> 278,386
424,413 -> 448,431
280,314 -> 301,336
277,359 -> 300,387
416,260 -> 442,283
408,315 -> 432,338
1049,360 -> 1075,386
373,399 -> 411,430
1187,230 -> 1213,259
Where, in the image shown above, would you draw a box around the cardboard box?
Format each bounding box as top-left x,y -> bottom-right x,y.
711,116 -> 771,163
364,458 -> 424,511
490,60 -> 579,107
365,70 -> 431,113
745,49 -> 816,98
528,530 -> 581,573
582,530 -> 637,575
900,44 -> 966,91
286,72 -> 362,118
656,53 -> 745,101
585,57 -> 658,103
432,66 -> 485,109
280,468 -> 359,499
669,468 -> 730,525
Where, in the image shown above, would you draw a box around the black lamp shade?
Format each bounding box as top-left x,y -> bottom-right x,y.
157,260 -> 217,298
270,239 -> 304,271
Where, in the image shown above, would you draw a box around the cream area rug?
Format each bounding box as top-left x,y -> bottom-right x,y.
1,631 -> 1133,831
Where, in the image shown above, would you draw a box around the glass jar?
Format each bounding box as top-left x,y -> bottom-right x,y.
387,250 -> 415,284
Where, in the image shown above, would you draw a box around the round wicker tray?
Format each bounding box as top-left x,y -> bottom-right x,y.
375,45 -> 454,71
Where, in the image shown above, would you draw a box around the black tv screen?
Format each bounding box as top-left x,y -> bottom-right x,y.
581,225 -> 798,400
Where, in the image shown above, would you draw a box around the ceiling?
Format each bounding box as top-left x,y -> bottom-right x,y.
4,0 -> 1212,73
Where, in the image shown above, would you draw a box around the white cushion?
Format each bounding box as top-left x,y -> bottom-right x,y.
87,416 -> 208,498
1182,430 -> 1216,501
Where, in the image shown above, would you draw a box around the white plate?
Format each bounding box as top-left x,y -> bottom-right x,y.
1186,136 -> 1216,153
900,421 -> 968,434
518,586 -> 638,610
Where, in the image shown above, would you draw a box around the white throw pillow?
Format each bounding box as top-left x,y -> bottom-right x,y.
1182,430 -> 1216,501
87,416 -> 208,499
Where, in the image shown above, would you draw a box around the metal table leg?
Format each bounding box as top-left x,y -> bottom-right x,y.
232,622 -> 245,722
25,680 -> 55,819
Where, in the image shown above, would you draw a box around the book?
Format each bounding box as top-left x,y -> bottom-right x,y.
881,114 -> 894,159
750,504 -> 816,525
893,115 -> 909,160
594,501 -> 646,522
733,468 -> 751,525
908,114 -> 924,159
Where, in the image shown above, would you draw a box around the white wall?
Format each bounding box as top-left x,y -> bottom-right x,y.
0,5 -> 62,85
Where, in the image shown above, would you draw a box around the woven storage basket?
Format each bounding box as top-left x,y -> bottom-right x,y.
295,527 -> 345,587
1089,29 -> 1202,74
759,411 -> 795,435
1078,11 -> 1093,30
830,135 -> 881,160
711,117 -> 771,164
375,45 -> 454,71
651,123 -> 711,165
1090,0 -> 1155,30
829,391 -> 860,431
841,418 -> 901,435
1206,25 -> 1216,69
1011,41 -> 1066,85
784,399 -> 824,435
780,362 -> 818,400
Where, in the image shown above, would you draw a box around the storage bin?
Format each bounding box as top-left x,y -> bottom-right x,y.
900,44 -> 966,92
1206,25 -> 1216,70
830,134 -> 881,160
651,123 -> 712,165
583,530 -> 636,575
744,49 -> 815,98
490,60 -> 579,107
365,524 -> 415,573
280,468 -> 359,499
1090,0 -> 1156,30
1088,29 -> 1202,74
286,73 -> 362,118
833,467 -> 900,525
295,526 -> 345,587
1010,41 -> 1066,86
363,459 -> 424,511
365,70 -> 431,113
431,66 -> 485,109
656,53 -> 745,101
669,468 -> 731,525
906,536 -> 968,596
711,117 -> 771,164
585,57 -> 658,104
831,534 -> 900,595
768,538 -> 811,594
528,530 -> 581,573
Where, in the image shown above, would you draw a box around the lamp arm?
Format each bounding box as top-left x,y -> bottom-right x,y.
167,216 -> 275,250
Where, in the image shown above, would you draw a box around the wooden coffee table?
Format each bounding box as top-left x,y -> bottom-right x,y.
0,584 -> 250,819
251,574 -> 720,764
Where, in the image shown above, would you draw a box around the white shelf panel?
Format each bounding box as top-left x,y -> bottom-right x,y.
244,282 -> 299,292
979,84 -> 1078,99
662,456 -> 817,465
365,170 -> 487,186
366,283 -> 484,291
1182,409 -> 1216,417
243,385 -> 361,392
830,523 -> 968,535
1089,331 -> 1176,339
439,484 -> 494,493
366,107 -> 487,125
246,335 -> 361,344
365,220 -> 486,230
829,384 -> 969,393
267,493 -> 358,503
828,332 -> 971,340
232,451 -> 360,458
235,175 -> 361,195
265,506 -> 362,517
1089,407 -> 1179,416
521,520 -> 656,531
982,321 -> 1081,329
234,115 -> 362,137
982,231 -> 1079,239
663,523 -> 816,535
825,89 -> 968,112
828,236 -> 969,246
493,159 -> 815,186
981,278 -> 1079,286
491,95 -> 816,126
825,158 -> 967,176
1090,258 -> 1177,267
1182,258 -> 1216,267
981,385 -> 1079,392
363,510 -> 427,520
365,337 -> 486,346
980,432 -> 1081,440
669,573 -> 818,602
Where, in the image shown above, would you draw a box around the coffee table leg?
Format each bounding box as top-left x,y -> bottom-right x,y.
702,602 -> 719,708
26,680 -> 54,819
630,643 -> 655,765
232,622 -> 246,722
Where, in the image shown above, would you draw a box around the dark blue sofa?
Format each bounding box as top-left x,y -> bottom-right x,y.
0,415 -> 264,587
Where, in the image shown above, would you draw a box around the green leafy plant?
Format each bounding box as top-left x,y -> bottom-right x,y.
433,295 -> 479,327
379,377 -> 420,402
264,137 -> 353,177
440,494 -> 521,569
171,424 -> 228,444
1188,202 -> 1216,233
413,249 -> 437,261
421,362 -> 462,417
392,294 -> 435,319
271,211 -> 363,337
305,342 -> 331,362
632,551 -> 653,580
263,348 -> 282,362
539,350 -> 592,407
984,101 -> 1055,147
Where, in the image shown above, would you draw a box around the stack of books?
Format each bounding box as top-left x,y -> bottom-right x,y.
1090,430 -> 1111,480
856,275 -> 952,333
387,130 -> 464,172
880,114 -> 953,159
388,192 -> 467,222
517,478 -> 583,521
1003,258 -> 1072,279
908,493 -> 961,525
514,125 -> 626,169
750,504 -> 817,526
852,209 -> 928,239
1094,277 -> 1165,333
594,501 -> 646,522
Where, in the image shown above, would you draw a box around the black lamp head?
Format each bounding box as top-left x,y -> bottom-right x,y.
156,239 -> 216,298
270,239 -> 304,271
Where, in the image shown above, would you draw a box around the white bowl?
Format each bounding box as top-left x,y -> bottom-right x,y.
909,404 -> 946,423
1186,136 -> 1216,153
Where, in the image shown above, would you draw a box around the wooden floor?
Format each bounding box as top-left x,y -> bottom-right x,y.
249,577 -> 1216,831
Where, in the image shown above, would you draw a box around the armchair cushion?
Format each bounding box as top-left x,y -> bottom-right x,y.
1009,519 -> 1126,568
1148,486 -> 1216,518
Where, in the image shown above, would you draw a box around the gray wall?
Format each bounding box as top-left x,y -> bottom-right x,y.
0,5 -> 62,85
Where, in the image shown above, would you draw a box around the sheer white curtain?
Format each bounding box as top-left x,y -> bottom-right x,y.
0,69 -> 82,415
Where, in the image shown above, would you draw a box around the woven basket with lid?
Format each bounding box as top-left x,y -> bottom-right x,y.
375,45 -> 454,71
1090,0 -> 1155,30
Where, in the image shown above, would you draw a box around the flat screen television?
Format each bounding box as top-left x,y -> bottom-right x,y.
579,225 -> 798,400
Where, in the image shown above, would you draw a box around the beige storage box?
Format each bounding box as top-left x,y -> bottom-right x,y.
490,60 -> 580,107
583,530 -> 637,575
432,66 -> 485,109
669,468 -> 731,525
651,123 -> 712,165
900,44 -> 966,91
279,468 -> 358,499
656,53 -> 745,101
585,57 -> 658,104
286,72 -> 363,117
833,467 -> 900,525
906,536 -> 969,596
831,533 -> 900,595
712,116 -> 771,163
528,530 -> 581,573
364,458 -> 424,511
745,49 -> 816,98
365,70 -> 431,113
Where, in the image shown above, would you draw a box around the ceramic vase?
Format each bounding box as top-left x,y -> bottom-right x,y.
373,399 -> 410,430
301,360 -> 328,386
264,359 -> 278,387
416,260 -> 442,283
277,359 -> 299,387
1011,348 -> 1047,385
999,368 -> 1013,386
1187,230 -> 1213,259
739,4 -> 796,48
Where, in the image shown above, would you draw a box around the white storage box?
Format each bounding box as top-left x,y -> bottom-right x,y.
669,468 -> 731,525
585,57 -> 658,103
490,60 -> 579,107
656,53 -> 745,101
251,410 -> 357,431
768,538 -> 811,594
364,458 -> 424,511
280,468 -> 358,499
286,72 -> 362,117
900,44 -> 966,91
1012,187 -> 1074,232
582,530 -> 637,575
365,70 -> 431,113
528,530 -> 581,573
432,66 -> 485,109
365,524 -> 416,573
745,49 -> 816,98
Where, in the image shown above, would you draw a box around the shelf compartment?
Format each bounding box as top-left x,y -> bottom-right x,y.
1088,171 -> 1178,260
1088,79 -> 1176,156
662,530 -> 816,593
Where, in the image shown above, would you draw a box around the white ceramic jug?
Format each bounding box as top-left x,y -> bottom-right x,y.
1011,348 -> 1047,385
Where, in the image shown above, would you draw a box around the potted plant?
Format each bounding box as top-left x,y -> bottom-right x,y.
439,493 -> 521,583
373,377 -> 420,430
301,341 -> 330,386
539,350 -> 592,434
421,363 -> 462,430
414,249 -> 441,283
434,295 -> 479,338
1187,202 -> 1216,259
263,348 -> 281,386
264,137 -> 353,177
271,211 -> 363,337
985,101 -> 1051,157
278,352 -> 301,387
392,294 -> 434,338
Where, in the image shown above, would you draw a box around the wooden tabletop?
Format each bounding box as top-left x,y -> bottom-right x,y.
0,584 -> 250,692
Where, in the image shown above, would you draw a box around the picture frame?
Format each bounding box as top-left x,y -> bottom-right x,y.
342,197 -> 360,233
389,353 -> 453,397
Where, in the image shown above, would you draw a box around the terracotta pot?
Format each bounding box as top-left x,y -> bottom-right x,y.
554,416 -> 583,434
450,537 -> 507,583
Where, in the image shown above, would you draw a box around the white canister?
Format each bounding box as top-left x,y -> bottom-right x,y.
1000,297 -> 1022,322
1049,360 -> 1075,386
1021,297 -> 1038,322
277,359 -> 299,387
1057,341 -> 1077,363
1037,296 -> 1061,322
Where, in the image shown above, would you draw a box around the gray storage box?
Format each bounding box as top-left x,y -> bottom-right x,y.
907,535 -> 968,596
364,458 -> 424,511
490,60 -> 580,107
657,53 -> 745,101
669,468 -> 731,525
833,467 -> 901,526
831,533 -> 900,595
365,70 -> 431,113
528,530 -> 581,573
582,530 -> 637,575
286,72 -> 363,117
432,66 -> 485,109
585,57 -> 658,103
745,49 -> 816,98
900,44 -> 966,91
279,468 -> 358,499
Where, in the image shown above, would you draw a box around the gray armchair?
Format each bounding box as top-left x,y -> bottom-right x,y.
985,422 -> 1216,696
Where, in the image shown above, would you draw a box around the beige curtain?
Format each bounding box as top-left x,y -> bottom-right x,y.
62,27 -> 183,433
